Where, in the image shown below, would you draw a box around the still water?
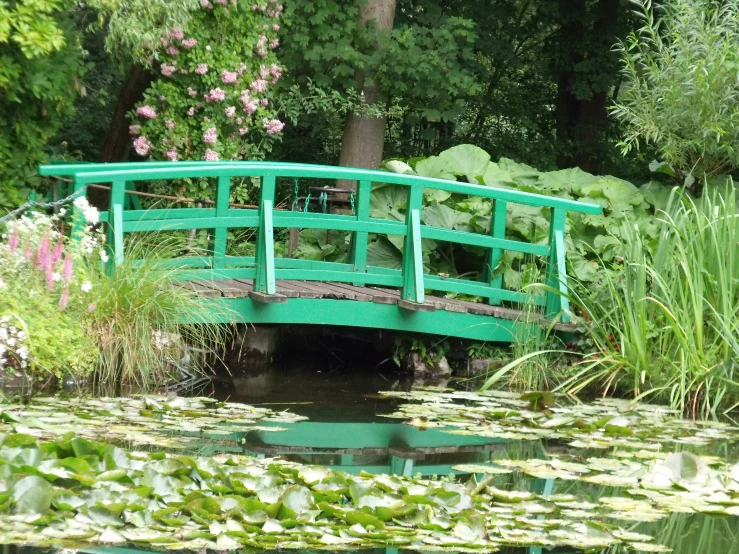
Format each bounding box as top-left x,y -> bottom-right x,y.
2,360 -> 739,554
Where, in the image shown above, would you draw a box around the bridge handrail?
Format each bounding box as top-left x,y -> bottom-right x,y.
39,161 -> 601,321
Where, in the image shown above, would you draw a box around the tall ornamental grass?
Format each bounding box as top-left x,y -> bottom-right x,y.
560,182 -> 739,415
88,235 -> 227,390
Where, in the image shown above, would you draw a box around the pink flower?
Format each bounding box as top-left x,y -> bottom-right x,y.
136,105 -> 157,119
250,79 -> 268,93
221,70 -> 239,84
160,36 -> 170,48
36,234 -> 51,271
170,28 -> 185,40
236,117 -> 243,125
133,135 -> 152,156
204,149 -> 220,161
188,88 -> 198,97
164,147 -> 178,161
205,88 -> 226,103
238,63 -> 248,74
59,288 -> 70,311
180,69 -> 189,75
203,127 -> 218,144
165,120 -> 175,130
24,247 -> 32,261
51,236 -> 64,266
260,98 -> 269,107
201,0 -> 213,9
270,63 -> 283,81
273,24 -> 280,31
225,106 -> 236,117
62,254 -> 74,283
195,63 -> 209,75
88,303 -> 97,313
270,39 -> 280,49
239,127 -> 249,135
45,265 -> 55,290
263,118 -> 285,135
187,107 -> 196,117
129,125 -> 141,135
8,231 -> 19,253
182,38 -> 198,49
216,0 -> 228,5
243,100 -> 258,114
166,46 -> 180,56
259,65 -> 270,79
161,63 -> 177,77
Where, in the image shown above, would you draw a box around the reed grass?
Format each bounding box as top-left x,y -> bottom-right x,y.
88,235 -> 228,390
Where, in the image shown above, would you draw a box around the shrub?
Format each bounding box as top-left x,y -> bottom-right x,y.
611,0 -> 739,184
130,0 -> 285,163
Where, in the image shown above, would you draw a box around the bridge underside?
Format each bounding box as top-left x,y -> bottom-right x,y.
177,279 -> 572,342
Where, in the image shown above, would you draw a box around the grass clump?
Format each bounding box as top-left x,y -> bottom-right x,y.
560,182 -> 739,415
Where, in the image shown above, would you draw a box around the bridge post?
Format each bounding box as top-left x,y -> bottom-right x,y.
254,175 -> 277,295
212,176 -> 231,270
545,208 -> 570,321
349,179 -> 372,283
484,199 -> 507,305
107,180 -> 126,271
401,186 -> 425,304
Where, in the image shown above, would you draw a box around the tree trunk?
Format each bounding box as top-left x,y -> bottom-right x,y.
99,65 -> 153,163
91,65 -> 153,208
338,0 -> 397,189
555,0 -> 620,173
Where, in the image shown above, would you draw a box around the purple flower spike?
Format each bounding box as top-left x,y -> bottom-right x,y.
59,288 -> 70,311
62,254 -> 74,284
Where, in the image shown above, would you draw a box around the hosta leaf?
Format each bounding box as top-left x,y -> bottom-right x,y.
438,145 -> 491,180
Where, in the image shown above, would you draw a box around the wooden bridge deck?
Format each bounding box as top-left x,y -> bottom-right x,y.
174,278 -> 576,332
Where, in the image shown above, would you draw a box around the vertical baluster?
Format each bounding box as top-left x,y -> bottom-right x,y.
254,174 -> 276,294
124,181 -> 142,210
107,180 -> 126,272
349,179 -> 371,283
401,185 -> 424,304
212,176 -> 230,270
70,177 -> 88,242
545,207 -> 569,320
484,199 -> 507,305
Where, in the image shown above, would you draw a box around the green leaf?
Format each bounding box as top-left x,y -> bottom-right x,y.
12,476 -> 52,515
415,156 -> 456,181
438,145 -> 491,180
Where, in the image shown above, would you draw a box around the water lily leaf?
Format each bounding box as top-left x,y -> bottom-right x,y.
87,506 -> 124,527
12,476 -> 52,515
99,527 -> 126,544
345,510 -> 385,530
281,485 -> 313,514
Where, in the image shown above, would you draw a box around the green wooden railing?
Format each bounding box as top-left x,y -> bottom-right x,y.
39,161 -> 601,320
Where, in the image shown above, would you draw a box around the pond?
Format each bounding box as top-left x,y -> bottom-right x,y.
0,361 -> 738,554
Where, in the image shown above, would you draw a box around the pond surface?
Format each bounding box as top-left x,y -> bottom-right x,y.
1,361 -> 738,554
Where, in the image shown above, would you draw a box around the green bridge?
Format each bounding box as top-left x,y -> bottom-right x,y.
39,161 -> 600,342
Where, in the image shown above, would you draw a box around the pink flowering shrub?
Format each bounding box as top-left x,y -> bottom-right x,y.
0,207 -> 102,378
130,0 -> 285,163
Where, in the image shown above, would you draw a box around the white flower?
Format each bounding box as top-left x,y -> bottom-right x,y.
59,208 -> 67,216
52,272 -> 62,282
81,281 -> 93,293
0,278 -> 5,289
100,250 -> 109,263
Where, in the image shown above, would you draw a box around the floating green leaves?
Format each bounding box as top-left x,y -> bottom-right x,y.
0,432 -> 670,552
0,396 -> 306,450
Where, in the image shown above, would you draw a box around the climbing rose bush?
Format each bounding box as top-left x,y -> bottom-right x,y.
130,0 -> 285,161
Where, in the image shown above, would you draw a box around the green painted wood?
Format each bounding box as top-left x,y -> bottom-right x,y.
422,222 -> 547,256
112,204 -> 124,268
255,199 -> 276,294
212,176 -> 230,269
484,200 -> 508,306
40,161 -> 602,342
124,181 -> 142,210
402,187 -> 424,303
348,179 -> 371,277
185,297 -> 524,341
60,162 -> 601,214
545,208 -> 568,319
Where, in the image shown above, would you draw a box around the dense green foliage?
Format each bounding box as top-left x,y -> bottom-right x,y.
0,0 -> 86,206
612,0 -> 739,184
131,1 -> 285,163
